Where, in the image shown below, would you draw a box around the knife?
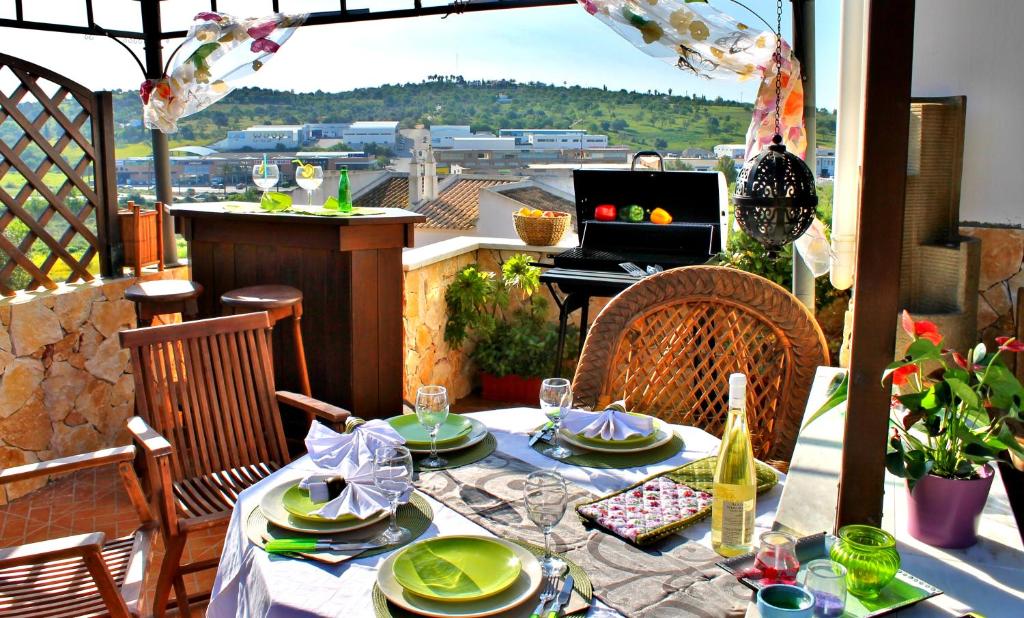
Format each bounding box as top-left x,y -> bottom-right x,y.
529,422 -> 554,446
546,575 -> 574,618
264,539 -> 381,554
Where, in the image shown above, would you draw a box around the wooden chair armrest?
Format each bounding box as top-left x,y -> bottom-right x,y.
0,532 -> 105,569
0,446 -> 135,486
127,416 -> 172,458
276,391 -> 351,425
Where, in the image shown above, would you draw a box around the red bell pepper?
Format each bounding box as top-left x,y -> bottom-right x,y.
594,204 -> 617,221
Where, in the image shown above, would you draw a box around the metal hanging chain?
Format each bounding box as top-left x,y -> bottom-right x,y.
774,0 -> 783,138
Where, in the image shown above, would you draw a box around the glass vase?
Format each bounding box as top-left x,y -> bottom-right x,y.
829,525 -> 900,600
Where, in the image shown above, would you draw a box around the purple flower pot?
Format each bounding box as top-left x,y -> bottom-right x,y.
905,464 -> 995,548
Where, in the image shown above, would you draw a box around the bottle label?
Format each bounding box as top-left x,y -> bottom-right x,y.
721,500 -> 753,545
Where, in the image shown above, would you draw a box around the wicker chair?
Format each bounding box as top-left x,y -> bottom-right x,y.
572,266 -> 828,467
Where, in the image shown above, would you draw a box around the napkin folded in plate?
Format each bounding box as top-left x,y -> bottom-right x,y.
561,401 -> 653,440
304,420 -> 405,469
299,456 -> 411,519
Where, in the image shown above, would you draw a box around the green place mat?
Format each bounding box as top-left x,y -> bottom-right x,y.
413,433 -> 497,472
530,433 -> 685,469
245,492 -> 432,561
372,538 -> 593,618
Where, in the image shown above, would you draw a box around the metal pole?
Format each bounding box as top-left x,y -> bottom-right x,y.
140,0 -> 179,266
791,0 -> 816,310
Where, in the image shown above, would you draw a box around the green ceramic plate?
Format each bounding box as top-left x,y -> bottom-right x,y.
388,414 -> 473,448
572,415 -> 661,447
391,536 -> 523,602
280,484 -> 359,522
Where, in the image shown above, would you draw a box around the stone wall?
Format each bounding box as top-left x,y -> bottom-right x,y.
0,268 -> 187,504
961,225 -> 1024,344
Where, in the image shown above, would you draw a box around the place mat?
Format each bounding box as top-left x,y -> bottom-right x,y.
371,539 -> 594,618
530,433 -> 685,469
245,492 -> 433,565
416,452 -> 753,617
413,433 -> 497,472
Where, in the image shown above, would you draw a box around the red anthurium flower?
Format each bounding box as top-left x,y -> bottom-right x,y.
951,351 -> 968,369
996,336 -> 1024,353
139,79 -> 155,104
900,310 -> 943,344
891,363 -> 918,387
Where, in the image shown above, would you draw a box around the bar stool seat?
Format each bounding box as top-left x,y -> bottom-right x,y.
221,284 -> 310,397
125,279 -> 203,326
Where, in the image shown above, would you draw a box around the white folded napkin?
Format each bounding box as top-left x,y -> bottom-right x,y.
299,421 -> 410,519
561,401 -> 654,440
304,420 -> 405,469
298,456 -> 410,519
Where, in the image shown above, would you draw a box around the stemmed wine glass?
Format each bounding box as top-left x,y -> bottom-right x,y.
524,470 -> 568,575
372,444 -> 414,545
295,164 -> 324,206
540,378 -> 573,459
252,163 -> 280,198
416,385 -> 449,469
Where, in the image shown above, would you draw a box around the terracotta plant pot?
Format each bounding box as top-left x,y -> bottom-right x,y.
480,373 -> 543,405
905,464 -> 995,548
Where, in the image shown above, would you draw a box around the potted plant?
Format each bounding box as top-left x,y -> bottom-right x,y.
886,311 -> 1024,547
444,254 -> 562,404
806,311 -> 1024,548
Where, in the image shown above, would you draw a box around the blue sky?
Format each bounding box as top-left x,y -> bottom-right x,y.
0,0 -> 840,110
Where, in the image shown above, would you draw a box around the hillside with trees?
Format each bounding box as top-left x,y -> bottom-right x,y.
112,77 -> 836,156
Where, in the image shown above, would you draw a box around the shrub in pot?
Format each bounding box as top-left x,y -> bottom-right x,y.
445,255 -> 563,404
807,311 -> 1024,548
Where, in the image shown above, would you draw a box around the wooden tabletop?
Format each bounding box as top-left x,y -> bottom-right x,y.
169,202 -> 425,226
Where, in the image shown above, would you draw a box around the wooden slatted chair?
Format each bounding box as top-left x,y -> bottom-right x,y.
0,446 -> 156,617
572,266 -> 828,468
119,312 -> 351,617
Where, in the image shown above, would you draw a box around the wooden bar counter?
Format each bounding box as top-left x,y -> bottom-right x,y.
172,203 -> 424,421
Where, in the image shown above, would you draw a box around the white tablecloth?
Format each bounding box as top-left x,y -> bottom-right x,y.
207,407 -> 786,617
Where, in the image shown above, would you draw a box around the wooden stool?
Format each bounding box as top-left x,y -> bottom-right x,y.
124,280 -> 203,327
220,284 -> 311,397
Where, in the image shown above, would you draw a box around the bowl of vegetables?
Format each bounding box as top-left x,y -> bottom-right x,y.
512,208 -> 571,246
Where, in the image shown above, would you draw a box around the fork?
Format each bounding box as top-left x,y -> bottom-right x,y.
529,571 -> 562,618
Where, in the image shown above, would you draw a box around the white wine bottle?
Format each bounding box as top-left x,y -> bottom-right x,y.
712,373 -> 757,557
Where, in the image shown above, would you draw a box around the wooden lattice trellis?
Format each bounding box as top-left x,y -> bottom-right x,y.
0,53 -> 118,296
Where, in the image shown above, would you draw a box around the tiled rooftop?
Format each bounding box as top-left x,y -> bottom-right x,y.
413,177 -> 517,229
499,185 -> 578,231
353,175 -> 410,209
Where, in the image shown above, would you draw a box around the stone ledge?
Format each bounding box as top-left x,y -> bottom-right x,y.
402,235 -> 575,272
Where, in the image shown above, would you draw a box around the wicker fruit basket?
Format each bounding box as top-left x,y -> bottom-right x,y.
512,212 -> 571,246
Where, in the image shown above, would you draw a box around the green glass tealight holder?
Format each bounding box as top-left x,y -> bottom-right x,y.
829,524 -> 901,600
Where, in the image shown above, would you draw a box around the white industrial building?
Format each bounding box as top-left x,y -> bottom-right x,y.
499,129 -> 608,149
449,137 -> 517,151
430,125 -> 473,148
713,143 -> 748,159
219,121 -> 399,151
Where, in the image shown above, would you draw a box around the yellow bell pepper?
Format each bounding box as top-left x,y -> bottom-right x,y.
650,207 -> 673,225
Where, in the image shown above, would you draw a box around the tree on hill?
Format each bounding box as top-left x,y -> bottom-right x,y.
716,156 -> 737,185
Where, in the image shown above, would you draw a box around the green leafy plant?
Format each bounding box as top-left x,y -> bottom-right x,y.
882,311 -> 1024,487
444,254 -> 559,378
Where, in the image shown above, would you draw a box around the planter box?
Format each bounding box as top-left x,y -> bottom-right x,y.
118,201 -> 164,276
481,373 -> 543,405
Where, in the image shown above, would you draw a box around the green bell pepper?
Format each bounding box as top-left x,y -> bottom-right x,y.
619,204 -> 645,223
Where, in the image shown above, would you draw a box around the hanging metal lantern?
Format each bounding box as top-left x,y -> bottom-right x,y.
733,134 -> 818,255
732,0 -> 817,256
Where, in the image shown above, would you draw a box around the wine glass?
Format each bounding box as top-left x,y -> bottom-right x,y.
539,378 -> 572,459
802,559 -> 848,617
415,385 -> 449,469
295,164 -> 323,206
252,163 -> 280,197
372,444 -> 414,545
524,470 -> 568,575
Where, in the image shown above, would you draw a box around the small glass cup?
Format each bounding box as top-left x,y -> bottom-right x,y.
539,377 -> 572,459
524,470 -> 568,575
802,559 -> 848,618
372,444 -> 414,545
295,164 -> 324,206
754,530 -> 800,585
829,524 -> 900,600
415,385 -> 449,469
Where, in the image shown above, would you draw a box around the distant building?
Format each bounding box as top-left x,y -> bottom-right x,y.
679,147 -> 716,159
496,94 -> 512,104
220,121 -> 399,151
225,125 -> 305,150
713,143 -> 747,159
342,121 -> 399,147
435,144 -> 630,173
430,125 -> 473,148
817,155 -> 836,179
303,123 -> 348,139
499,129 -> 608,149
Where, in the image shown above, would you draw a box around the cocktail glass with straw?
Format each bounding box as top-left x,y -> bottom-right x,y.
293,160 -> 323,206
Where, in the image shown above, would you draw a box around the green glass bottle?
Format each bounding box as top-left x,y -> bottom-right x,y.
337,167 -> 352,213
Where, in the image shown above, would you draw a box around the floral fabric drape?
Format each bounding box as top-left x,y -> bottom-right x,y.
578,0 -> 806,159
141,12 -> 307,133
